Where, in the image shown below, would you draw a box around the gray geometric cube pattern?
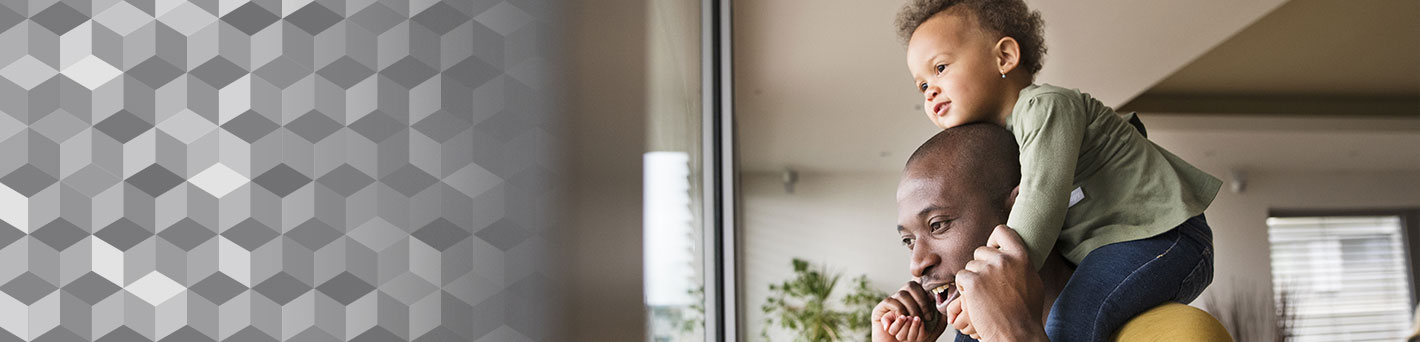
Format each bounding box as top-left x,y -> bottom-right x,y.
0,0 -> 555,340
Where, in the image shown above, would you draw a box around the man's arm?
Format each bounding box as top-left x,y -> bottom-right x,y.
950,225 -> 1050,341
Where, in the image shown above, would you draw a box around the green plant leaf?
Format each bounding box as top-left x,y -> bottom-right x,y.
762,258 -> 883,342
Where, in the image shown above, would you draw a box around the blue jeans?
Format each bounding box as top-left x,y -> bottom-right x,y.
954,214 -> 1214,342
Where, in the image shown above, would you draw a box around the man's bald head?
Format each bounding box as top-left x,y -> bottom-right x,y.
903,123 -> 1020,206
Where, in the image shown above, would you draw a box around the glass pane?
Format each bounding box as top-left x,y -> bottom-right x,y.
644,0 -> 704,341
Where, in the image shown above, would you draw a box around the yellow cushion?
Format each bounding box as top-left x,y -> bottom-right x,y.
1111,303 -> 1232,342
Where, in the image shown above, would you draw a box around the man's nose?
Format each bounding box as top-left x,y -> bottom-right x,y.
909,243 -> 938,278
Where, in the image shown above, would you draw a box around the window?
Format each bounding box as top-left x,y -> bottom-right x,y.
645,151 -> 704,341
1267,215 -> 1416,341
640,0 -> 732,339
644,0 -> 728,341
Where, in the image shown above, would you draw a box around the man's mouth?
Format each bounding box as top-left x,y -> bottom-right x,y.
929,283 -> 955,305
929,282 -> 959,315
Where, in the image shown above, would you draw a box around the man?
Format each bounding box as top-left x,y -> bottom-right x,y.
872,123 -> 1072,341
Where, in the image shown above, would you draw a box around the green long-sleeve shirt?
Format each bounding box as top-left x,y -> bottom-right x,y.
1005,84 -> 1222,269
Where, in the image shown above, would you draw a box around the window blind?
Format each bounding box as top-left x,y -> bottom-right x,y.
1268,216 -> 1415,341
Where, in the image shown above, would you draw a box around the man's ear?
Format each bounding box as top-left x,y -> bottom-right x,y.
1003,186 -> 1020,213
993,37 -> 1021,75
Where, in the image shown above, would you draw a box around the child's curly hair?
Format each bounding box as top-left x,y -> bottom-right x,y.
895,0 -> 1047,78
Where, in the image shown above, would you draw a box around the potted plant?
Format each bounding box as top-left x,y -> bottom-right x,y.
761,258 -> 886,341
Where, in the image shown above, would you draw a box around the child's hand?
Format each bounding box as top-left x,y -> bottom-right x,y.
871,281 -> 949,341
874,304 -> 928,341
873,311 -> 925,342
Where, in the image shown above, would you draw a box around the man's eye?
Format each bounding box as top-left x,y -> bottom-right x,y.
936,64 -> 946,73
901,237 -> 915,248
930,220 -> 950,232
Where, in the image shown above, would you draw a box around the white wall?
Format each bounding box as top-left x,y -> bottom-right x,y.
741,171 -> 913,341
740,130 -> 1420,341
1190,169 -> 1420,340
1199,171 -> 1420,293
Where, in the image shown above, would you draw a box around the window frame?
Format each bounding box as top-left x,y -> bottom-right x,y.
701,0 -> 736,340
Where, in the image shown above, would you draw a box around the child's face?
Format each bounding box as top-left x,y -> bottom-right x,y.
905,11 -> 1011,129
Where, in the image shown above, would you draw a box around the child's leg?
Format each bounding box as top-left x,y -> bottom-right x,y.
1043,214 -> 1215,342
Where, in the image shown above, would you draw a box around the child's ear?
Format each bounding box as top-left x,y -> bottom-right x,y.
993,37 -> 1021,75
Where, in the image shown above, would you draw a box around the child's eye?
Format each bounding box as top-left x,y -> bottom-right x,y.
935,64 -> 946,73
918,82 -> 928,92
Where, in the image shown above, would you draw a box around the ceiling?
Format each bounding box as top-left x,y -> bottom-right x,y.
735,0 -> 1420,174
1139,0 -> 1420,98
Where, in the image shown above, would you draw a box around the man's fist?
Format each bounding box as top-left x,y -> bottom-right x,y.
952,225 -> 1048,341
871,281 -> 949,341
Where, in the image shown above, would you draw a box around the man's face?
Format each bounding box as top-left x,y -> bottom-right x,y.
895,170 -> 1006,314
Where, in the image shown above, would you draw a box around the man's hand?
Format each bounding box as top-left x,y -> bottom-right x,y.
944,294 -> 975,338
871,281 -> 950,341
951,225 -> 1048,341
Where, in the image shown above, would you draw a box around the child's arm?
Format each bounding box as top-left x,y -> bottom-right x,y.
1007,93 -> 1087,270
